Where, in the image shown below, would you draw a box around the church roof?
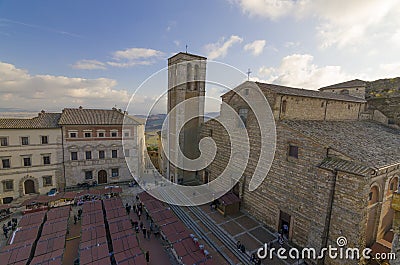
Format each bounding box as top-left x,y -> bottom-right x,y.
168,52 -> 207,61
319,79 -> 367,90
256,82 -> 366,103
282,120 -> 400,169
0,112 -> 61,129
58,108 -> 144,125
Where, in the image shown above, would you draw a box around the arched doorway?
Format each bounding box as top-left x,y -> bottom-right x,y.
98,170 -> 107,184
24,179 -> 35,194
366,185 -> 380,246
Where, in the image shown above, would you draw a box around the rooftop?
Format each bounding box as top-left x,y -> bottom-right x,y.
168,52 -> 207,61
58,107 -> 144,125
319,79 -> 367,90
0,112 -> 61,129
256,82 -> 366,103
282,120 -> 400,169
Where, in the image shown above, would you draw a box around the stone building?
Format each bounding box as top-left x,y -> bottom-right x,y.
0,111 -> 63,203
58,107 -> 145,187
166,52 -> 206,184
201,81 -> 400,264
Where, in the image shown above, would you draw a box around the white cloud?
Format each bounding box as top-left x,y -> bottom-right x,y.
112,48 -> 163,61
235,0 -> 306,20
244,40 -> 266,56
72,59 -> 106,70
257,54 -> 353,89
379,63 -> 400,77
0,62 -> 131,111
204,35 -> 243,60
234,0 -> 400,49
73,48 -> 164,70
284,41 -> 300,48
108,48 -> 164,68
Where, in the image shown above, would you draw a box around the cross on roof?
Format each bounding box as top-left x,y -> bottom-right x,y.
246,68 -> 252,81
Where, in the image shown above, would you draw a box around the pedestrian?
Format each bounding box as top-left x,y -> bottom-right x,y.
250,253 -> 256,263
278,234 -> 284,247
236,240 -> 241,250
143,227 -> 147,238
240,244 -> 246,253
147,229 -> 151,239
78,209 -> 82,219
74,215 -> 77,224
3,224 -> 8,239
140,221 -> 143,230
146,211 -> 149,220
145,251 -> 149,262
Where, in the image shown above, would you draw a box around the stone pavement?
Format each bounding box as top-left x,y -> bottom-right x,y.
190,204 -> 302,265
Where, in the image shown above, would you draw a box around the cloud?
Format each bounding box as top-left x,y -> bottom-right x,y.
72,59 -> 107,70
204,35 -> 243,60
257,54 -> 353,89
284,41 -> 300,48
379,63 -> 400,77
235,0 -> 305,20
244,40 -> 266,56
73,47 -> 164,69
0,62 -> 131,112
107,47 -> 164,68
234,0 -> 400,49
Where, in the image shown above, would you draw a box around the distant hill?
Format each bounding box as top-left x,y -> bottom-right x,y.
366,77 -> 400,123
366,77 -> 400,99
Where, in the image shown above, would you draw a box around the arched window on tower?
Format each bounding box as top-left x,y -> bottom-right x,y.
281,100 -> 287,113
194,64 -> 200,91
369,186 -> 379,206
186,63 -> 192,90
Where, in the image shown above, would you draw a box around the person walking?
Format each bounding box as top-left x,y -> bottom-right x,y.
3,224 -> 8,239
278,234 -> 284,247
142,227 -> 147,238
145,251 -> 150,262
74,215 -> 77,224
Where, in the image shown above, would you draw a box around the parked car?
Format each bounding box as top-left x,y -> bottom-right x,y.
47,188 -> 58,196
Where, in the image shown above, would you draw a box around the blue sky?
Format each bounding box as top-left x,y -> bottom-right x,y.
1,0 -> 399,114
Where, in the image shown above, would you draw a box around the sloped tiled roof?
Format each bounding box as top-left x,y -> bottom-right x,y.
58,108 -> 144,125
282,120 -> 400,169
0,112 -> 61,129
256,82 -> 366,103
319,157 -> 373,176
319,79 -> 367,90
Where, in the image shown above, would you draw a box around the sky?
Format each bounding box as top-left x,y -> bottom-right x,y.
0,0 -> 400,114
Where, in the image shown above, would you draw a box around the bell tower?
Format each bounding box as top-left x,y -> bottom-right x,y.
167,52 -> 207,184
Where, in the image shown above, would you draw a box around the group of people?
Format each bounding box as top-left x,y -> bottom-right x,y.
250,252 -> 262,265
2,218 -> 17,239
75,195 -> 100,206
73,208 -> 83,224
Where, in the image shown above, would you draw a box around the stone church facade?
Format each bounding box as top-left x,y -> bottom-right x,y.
201,81 -> 400,265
